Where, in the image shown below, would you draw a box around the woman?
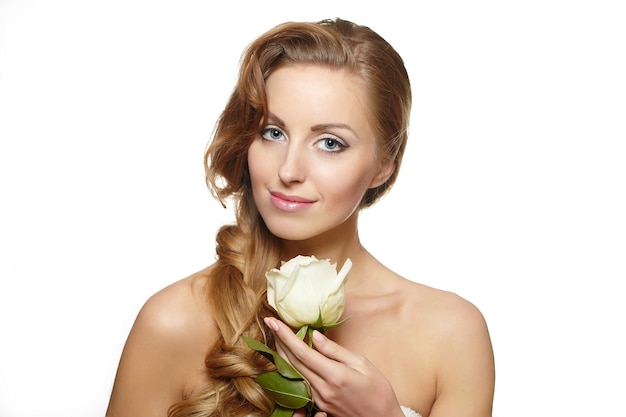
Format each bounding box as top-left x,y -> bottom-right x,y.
106,18 -> 495,417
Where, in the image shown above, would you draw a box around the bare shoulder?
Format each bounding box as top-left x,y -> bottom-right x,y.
392,276 -> 488,336
397,278 -> 495,416
138,267 -> 216,343
416,282 -> 486,334
106,265 -> 217,417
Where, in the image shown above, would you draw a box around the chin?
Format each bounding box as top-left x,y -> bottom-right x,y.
267,227 -> 313,242
263,219 -> 316,242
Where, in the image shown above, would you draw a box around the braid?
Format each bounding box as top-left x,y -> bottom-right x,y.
169,197 -> 281,417
170,15 -> 411,417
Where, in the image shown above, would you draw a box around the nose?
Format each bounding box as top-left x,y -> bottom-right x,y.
278,142 -> 306,184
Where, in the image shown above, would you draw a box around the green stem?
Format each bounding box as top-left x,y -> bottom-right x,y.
307,327 -> 314,348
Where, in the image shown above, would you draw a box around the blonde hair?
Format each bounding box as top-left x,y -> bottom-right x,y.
169,17 -> 411,417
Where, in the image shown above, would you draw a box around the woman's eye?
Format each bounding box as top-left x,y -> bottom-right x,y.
318,137 -> 347,152
261,127 -> 284,141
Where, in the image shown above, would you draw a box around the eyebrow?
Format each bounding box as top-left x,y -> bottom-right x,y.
267,113 -> 358,136
311,123 -> 356,135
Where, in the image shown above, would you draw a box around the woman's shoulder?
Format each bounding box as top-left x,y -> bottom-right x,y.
400,276 -> 494,378
136,265 -> 217,346
397,277 -> 489,338
360,259 -> 488,334
396,276 -> 495,411
400,279 -> 495,413
107,265 -> 219,414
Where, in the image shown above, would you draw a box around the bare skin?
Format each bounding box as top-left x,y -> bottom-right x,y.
107,65 -> 494,416
106,268 -> 218,416
270,245 -> 495,417
106,230 -> 494,417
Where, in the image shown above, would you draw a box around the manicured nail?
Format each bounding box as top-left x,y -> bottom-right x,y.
264,317 -> 280,331
312,330 -> 325,345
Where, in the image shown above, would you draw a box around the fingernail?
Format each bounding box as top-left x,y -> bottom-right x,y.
264,317 -> 280,331
312,330 -> 325,344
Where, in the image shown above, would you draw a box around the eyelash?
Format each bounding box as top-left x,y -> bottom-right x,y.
317,137 -> 348,153
261,127 -> 284,141
260,126 -> 348,153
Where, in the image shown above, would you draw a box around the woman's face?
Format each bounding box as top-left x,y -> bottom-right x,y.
247,64 -> 393,242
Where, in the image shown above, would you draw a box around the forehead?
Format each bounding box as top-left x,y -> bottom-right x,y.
264,64 -> 374,131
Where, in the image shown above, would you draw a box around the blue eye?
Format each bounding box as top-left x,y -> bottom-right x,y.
318,137 -> 348,153
261,127 -> 284,141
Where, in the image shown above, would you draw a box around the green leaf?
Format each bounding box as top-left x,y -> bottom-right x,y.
255,371 -> 312,409
269,406 -> 295,417
319,316 -> 350,331
295,325 -> 308,340
242,336 -> 304,380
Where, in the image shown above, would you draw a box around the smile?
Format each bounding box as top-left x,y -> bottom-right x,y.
269,191 -> 315,212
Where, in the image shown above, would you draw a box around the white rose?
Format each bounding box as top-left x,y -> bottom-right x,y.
266,255 -> 352,329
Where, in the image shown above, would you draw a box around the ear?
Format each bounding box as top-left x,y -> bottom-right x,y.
368,160 -> 396,189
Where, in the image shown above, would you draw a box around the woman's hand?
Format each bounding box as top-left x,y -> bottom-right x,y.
264,317 -> 405,417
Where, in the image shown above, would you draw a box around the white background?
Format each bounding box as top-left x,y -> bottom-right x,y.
1,1 -> 624,416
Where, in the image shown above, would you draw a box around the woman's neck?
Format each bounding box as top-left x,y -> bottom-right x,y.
278,212 -> 364,266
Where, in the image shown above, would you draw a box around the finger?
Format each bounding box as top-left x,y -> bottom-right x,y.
292,409 -> 326,417
265,317 -> 366,386
310,330 -> 366,371
264,317 -> 333,383
292,409 -> 307,417
264,317 -> 306,359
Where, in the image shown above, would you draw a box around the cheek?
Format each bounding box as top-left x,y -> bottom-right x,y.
247,142 -> 267,185
320,163 -> 376,204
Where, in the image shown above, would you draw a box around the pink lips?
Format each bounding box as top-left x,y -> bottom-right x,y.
270,191 -> 315,212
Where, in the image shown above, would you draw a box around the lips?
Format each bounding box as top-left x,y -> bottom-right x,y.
269,191 -> 315,212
